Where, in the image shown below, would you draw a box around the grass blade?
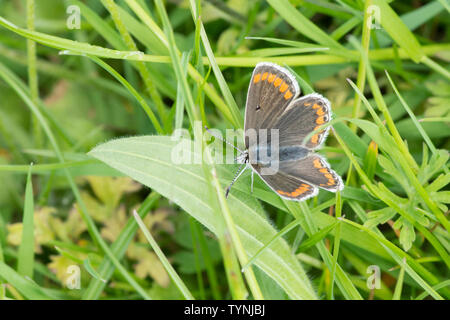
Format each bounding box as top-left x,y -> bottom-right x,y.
266,0 -> 345,50
133,210 -> 194,300
297,221 -> 338,253
0,261 -> 52,299
17,164 -> 35,278
393,258 -> 406,300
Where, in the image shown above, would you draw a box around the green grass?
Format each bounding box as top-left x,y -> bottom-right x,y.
0,0 -> 448,300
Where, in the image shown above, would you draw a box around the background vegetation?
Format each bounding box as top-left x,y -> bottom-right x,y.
0,0 -> 449,300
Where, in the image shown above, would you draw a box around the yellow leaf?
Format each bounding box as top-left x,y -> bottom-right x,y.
6,223 -> 23,247
127,244 -> 170,287
85,176 -> 141,208
78,191 -> 111,222
101,205 -> 128,242
7,207 -> 56,253
51,206 -> 87,242
48,254 -> 86,285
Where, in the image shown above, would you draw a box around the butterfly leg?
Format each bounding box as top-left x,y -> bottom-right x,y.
225,162 -> 247,198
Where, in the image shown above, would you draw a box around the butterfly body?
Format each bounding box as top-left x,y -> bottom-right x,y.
240,145 -> 309,170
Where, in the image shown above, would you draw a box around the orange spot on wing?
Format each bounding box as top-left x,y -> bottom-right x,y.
304,102 -> 311,107
268,73 -> 276,83
279,82 -> 289,93
313,158 -> 322,168
311,134 -> 319,144
319,168 -> 328,173
253,73 -> 261,83
274,77 -> 282,87
316,116 -> 325,125
277,184 -> 311,197
316,108 -> 325,116
262,72 -> 268,80
284,90 -> 293,100
320,177 -> 336,187
312,104 -> 321,109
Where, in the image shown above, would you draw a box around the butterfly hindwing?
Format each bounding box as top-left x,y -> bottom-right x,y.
278,154 -> 343,192
275,93 -> 332,149
252,164 -> 318,201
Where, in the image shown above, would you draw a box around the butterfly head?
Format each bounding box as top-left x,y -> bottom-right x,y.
236,150 -> 249,164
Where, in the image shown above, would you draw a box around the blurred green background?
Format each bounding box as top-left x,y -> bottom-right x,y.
0,0 -> 449,300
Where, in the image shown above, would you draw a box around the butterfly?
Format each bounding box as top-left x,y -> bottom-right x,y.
210,62 -> 344,201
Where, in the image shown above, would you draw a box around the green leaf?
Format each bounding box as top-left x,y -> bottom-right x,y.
372,0 -> 424,62
0,16 -> 168,63
434,191 -> 450,204
297,221 -> 338,252
0,261 -> 52,299
245,36 -> 330,51
399,221 -> 416,252
83,257 -> 106,284
89,135 -> 317,300
364,207 -> 397,230
363,141 -> 378,181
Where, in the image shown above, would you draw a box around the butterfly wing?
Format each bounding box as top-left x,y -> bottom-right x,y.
252,164 -> 318,201
278,154 -> 343,192
244,62 -> 300,148
275,93 -> 332,149
252,153 -> 343,201
244,63 -> 342,200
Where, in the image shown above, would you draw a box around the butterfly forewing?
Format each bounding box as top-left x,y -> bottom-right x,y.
244,62 -> 300,148
275,93 -> 332,149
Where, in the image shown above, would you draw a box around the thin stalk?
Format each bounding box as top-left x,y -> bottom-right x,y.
209,164 -> 264,300
101,0 -> 167,127
393,258 -> 406,300
421,56 -> 450,81
27,0 -> 41,150
133,211 -> 194,300
83,192 -> 160,300
329,192 -> 343,299
350,0 -> 372,133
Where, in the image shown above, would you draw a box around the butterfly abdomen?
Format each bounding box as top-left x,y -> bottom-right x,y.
248,145 -> 309,166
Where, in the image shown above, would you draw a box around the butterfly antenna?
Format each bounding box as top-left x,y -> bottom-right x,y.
204,126 -> 244,154
225,162 -> 247,198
